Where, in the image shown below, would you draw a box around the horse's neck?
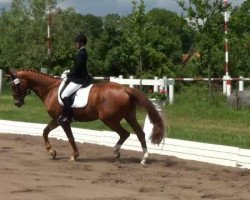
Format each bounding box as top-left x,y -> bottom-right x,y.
17,71 -> 59,99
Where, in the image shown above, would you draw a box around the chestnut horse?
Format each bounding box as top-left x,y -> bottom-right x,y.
8,69 -> 165,164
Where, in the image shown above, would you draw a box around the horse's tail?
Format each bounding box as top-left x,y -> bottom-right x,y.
125,87 -> 165,144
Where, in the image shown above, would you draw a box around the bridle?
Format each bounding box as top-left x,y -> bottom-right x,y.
10,74 -> 30,107
9,71 -> 58,107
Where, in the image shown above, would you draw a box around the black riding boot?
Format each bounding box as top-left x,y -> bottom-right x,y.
58,97 -> 72,124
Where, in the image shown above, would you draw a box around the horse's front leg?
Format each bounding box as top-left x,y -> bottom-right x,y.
43,119 -> 59,159
60,123 -> 79,161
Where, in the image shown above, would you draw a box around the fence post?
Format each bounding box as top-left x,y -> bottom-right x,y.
223,75 -> 232,97
119,75 -> 123,79
226,76 -> 232,97
168,78 -> 174,104
154,76 -> 158,92
110,76 -> 116,82
239,76 -> 244,92
163,76 -> 168,100
129,75 -> 134,88
0,69 -> 2,94
223,75 -> 227,95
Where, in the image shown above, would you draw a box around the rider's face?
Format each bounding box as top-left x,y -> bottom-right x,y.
75,42 -> 80,49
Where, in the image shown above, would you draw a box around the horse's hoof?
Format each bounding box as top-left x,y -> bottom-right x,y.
49,149 -> 57,160
69,153 -> 79,161
140,160 -> 147,165
114,151 -> 120,159
69,156 -> 76,161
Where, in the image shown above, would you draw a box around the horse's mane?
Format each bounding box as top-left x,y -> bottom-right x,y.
16,69 -> 60,80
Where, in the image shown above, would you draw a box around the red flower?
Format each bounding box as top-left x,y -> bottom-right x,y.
160,89 -> 166,94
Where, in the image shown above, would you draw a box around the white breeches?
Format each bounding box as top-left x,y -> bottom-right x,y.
61,82 -> 82,99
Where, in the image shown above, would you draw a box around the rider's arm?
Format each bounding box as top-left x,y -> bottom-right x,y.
68,50 -> 87,78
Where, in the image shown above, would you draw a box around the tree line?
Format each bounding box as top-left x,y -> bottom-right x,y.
0,0 -> 249,79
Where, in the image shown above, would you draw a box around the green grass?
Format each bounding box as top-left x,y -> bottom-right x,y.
0,84 -> 250,149
166,85 -> 250,148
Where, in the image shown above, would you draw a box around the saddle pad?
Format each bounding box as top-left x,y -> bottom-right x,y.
58,81 -> 93,108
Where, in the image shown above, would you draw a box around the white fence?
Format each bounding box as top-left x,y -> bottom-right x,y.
0,119 -> 249,169
0,69 -> 2,94
101,75 -> 250,104
108,76 -> 175,104
1,68 -> 249,104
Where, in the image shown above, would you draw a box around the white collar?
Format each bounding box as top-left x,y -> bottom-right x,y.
78,46 -> 85,52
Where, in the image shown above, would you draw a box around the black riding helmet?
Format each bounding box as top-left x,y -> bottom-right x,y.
74,34 -> 87,45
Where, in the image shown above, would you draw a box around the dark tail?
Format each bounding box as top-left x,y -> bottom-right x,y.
125,87 -> 165,144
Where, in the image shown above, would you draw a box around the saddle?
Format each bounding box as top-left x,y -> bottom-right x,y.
58,79 -> 93,108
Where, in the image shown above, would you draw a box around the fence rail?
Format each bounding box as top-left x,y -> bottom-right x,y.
93,75 -> 250,104
0,69 -> 2,94
1,68 -> 249,104
94,76 -> 250,82
174,77 -> 250,81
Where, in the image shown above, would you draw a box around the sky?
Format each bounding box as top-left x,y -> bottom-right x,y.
0,0 -> 246,16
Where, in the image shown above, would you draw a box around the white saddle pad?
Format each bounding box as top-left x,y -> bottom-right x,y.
58,80 -> 93,108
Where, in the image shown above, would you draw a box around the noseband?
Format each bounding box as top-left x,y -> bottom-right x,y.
11,74 -> 26,107
11,75 -> 21,98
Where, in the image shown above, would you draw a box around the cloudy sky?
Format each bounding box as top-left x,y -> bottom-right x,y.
0,0 -> 245,16
57,0 -> 184,15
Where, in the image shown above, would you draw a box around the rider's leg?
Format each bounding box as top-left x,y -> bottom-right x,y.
59,82 -> 82,123
60,97 -> 72,123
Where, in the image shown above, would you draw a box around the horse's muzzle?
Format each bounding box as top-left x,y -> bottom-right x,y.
15,100 -> 24,107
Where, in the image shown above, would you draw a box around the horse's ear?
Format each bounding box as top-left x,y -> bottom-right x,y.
4,74 -> 11,78
6,68 -> 15,80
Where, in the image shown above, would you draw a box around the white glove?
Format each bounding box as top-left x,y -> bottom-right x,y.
61,70 -> 70,79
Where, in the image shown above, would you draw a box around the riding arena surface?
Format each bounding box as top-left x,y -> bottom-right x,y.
0,134 -> 249,200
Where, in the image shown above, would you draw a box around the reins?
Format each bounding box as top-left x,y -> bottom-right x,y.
41,81 -> 61,96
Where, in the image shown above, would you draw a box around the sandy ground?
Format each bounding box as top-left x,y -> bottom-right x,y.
0,133 -> 249,200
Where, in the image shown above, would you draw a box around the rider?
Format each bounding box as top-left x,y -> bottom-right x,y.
59,33 -> 92,124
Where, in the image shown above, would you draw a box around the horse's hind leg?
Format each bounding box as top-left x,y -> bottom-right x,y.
60,123 -> 79,161
43,119 -> 59,159
103,120 -> 130,159
125,112 -> 148,165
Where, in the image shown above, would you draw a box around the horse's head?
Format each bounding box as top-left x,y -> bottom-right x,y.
8,70 -> 29,107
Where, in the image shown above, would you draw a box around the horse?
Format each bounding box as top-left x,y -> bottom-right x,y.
7,69 -> 165,164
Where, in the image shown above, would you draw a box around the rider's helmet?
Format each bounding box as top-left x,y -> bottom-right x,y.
74,33 -> 87,45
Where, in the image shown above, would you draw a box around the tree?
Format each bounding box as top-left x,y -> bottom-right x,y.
148,8 -> 193,53
50,8 -> 83,73
229,0 -> 250,77
81,14 -> 103,39
89,14 -> 124,76
125,0 -> 150,79
0,0 -> 59,70
177,0 -> 225,100
0,0 -> 247,80
0,0 -> 28,68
